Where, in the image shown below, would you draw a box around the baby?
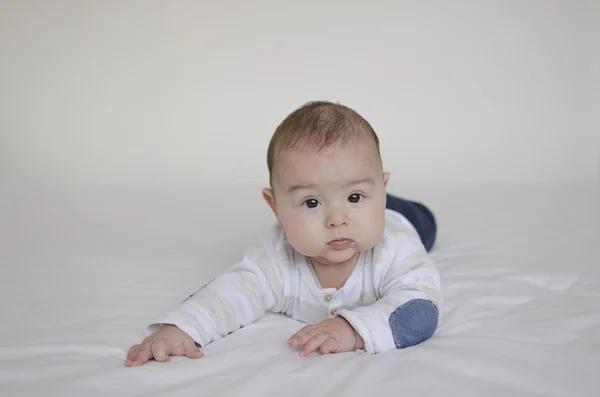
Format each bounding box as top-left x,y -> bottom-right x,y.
125,101 -> 442,366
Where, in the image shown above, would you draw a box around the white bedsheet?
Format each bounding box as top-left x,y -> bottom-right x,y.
1,184 -> 599,397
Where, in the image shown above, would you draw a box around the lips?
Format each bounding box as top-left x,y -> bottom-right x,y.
327,238 -> 353,249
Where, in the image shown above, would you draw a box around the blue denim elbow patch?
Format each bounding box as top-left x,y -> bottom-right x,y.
388,299 -> 439,349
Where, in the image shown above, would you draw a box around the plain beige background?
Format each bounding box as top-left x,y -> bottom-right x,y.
1,0 -> 598,186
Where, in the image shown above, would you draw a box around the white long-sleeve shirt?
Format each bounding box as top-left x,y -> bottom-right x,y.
147,209 -> 443,354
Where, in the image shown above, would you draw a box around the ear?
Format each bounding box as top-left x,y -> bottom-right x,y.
383,172 -> 390,188
262,188 -> 278,217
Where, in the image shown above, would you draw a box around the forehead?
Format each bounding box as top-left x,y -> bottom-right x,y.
272,142 -> 382,189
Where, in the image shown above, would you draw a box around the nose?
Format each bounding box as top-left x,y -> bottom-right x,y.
326,206 -> 349,228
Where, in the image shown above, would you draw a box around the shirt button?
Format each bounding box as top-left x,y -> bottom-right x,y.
324,295 -> 332,302
330,308 -> 338,316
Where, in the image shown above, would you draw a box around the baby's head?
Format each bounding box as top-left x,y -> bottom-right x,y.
262,101 -> 390,266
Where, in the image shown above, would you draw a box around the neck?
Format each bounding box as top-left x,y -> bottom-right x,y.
310,252 -> 360,289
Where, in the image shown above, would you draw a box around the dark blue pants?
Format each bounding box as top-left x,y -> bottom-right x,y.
386,194 -> 437,252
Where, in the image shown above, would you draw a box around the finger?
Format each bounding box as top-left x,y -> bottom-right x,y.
127,345 -> 140,358
125,345 -> 141,366
171,344 -> 185,356
288,325 -> 314,345
319,337 -> 340,355
288,324 -> 318,346
151,339 -> 172,363
300,333 -> 331,357
184,342 -> 204,359
130,344 -> 152,367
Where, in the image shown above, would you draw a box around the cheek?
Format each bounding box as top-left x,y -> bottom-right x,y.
356,203 -> 386,244
278,210 -> 322,250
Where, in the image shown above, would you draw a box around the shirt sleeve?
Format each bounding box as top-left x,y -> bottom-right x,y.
145,228 -> 284,348
339,237 -> 443,354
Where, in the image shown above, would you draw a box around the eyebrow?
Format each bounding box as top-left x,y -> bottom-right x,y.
286,177 -> 375,194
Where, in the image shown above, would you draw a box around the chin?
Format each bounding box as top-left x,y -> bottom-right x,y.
323,249 -> 358,265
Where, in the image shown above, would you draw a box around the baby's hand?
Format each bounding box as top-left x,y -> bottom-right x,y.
288,317 -> 365,357
124,324 -> 203,367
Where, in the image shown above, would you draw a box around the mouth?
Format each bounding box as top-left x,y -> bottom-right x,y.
327,238 -> 353,250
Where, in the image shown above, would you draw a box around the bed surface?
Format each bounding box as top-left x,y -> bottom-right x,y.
1,183 -> 599,397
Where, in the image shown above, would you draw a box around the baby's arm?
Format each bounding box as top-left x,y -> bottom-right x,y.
150,241 -> 281,347
340,249 -> 442,354
125,238 -> 282,366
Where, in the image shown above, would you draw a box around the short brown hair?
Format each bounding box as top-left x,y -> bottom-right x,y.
267,101 -> 381,184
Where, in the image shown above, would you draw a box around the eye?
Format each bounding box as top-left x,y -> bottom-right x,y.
348,193 -> 364,203
303,199 -> 321,209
